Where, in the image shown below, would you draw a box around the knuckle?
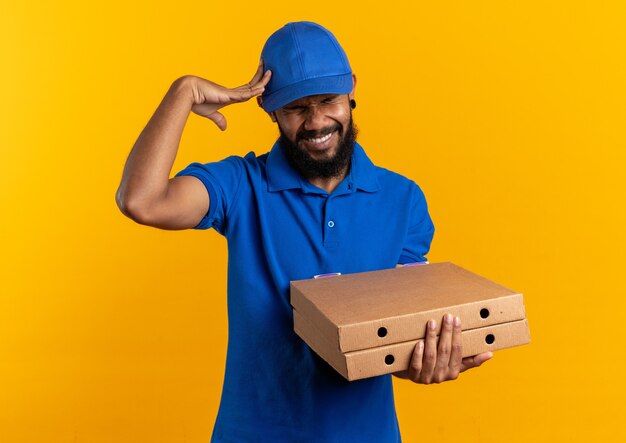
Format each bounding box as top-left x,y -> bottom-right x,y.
450,360 -> 461,372
452,342 -> 462,353
424,350 -> 437,361
439,344 -> 450,356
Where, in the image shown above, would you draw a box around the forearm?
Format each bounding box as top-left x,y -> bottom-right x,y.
116,76 -> 194,217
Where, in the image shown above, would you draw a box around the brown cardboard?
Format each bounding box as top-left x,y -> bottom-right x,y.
294,309 -> 530,381
290,262 -> 526,352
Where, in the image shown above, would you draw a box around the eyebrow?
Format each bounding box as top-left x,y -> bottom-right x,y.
283,103 -> 306,110
285,95 -> 340,108
283,94 -> 341,110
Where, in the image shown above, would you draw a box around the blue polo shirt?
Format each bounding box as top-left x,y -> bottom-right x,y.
176,141 -> 434,443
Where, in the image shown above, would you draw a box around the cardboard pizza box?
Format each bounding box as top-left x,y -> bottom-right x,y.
290,262 -> 527,353
294,309 -> 530,381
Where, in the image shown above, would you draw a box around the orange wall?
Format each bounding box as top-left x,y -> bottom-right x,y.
1,1 -> 625,442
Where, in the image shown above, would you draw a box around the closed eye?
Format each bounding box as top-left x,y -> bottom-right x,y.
322,95 -> 340,104
284,106 -> 306,113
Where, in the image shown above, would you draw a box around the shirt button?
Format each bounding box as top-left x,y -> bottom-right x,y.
327,220 -> 335,228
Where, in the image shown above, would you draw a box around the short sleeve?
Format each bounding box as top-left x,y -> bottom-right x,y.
174,155 -> 245,233
398,183 -> 435,265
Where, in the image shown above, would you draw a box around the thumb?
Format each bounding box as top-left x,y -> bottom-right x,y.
191,103 -> 227,131
207,111 -> 227,131
460,352 -> 493,372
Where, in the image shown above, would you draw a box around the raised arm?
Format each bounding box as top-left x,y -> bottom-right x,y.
115,63 -> 271,230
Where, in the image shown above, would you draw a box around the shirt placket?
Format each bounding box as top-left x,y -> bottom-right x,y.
323,195 -> 339,250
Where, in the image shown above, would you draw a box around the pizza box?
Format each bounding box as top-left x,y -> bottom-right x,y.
294,309 -> 530,381
290,262 -> 527,353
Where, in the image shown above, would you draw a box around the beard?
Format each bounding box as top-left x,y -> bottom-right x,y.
278,116 -> 358,179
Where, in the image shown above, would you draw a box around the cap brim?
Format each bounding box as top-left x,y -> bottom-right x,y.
261,73 -> 353,113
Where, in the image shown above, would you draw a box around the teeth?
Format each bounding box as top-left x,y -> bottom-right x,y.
307,132 -> 333,144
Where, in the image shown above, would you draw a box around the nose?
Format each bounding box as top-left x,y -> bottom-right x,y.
303,105 -> 328,132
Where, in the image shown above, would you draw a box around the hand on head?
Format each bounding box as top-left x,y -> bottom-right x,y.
187,60 -> 271,130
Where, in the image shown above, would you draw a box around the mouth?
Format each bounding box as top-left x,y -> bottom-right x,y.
306,132 -> 333,144
299,129 -> 338,152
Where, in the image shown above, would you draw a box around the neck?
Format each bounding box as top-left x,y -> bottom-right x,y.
307,166 -> 349,194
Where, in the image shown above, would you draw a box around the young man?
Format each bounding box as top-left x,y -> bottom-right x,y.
116,21 -> 491,443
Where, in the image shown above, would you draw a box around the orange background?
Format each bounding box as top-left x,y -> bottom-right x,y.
1,1 -> 625,442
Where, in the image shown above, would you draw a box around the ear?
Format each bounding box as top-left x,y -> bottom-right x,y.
348,73 -> 357,101
269,112 -> 277,123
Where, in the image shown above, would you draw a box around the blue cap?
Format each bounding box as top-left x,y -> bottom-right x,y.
260,22 -> 353,113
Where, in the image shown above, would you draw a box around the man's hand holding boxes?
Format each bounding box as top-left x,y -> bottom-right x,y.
290,262 -> 530,381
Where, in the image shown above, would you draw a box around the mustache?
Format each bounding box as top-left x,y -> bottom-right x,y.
296,124 -> 342,142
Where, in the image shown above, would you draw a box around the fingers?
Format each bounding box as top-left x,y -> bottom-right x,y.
234,66 -> 272,94
229,70 -> 271,103
460,352 -> 493,372
433,314 -> 453,382
188,65 -> 272,130
226,61 -> 272,106
258,68 -> 272,89
227,88 -> 260,103
408,315 -> 469,384
407,340 -> 424,382
420,319 -> 438,383
448,315 -> 463,377
249,59 -> 265,85
248,61 -> 272,90
260,68 -> 271,85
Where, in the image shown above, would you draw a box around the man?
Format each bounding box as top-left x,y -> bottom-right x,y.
116,21 -> 492,443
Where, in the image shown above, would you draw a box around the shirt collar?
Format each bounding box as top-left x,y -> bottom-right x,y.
266,140 -> 381,193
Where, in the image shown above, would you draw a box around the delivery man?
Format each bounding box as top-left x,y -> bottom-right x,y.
116,21 -> 492,443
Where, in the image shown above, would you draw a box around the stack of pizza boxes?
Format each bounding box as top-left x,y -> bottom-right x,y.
290,262 -> 530,381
